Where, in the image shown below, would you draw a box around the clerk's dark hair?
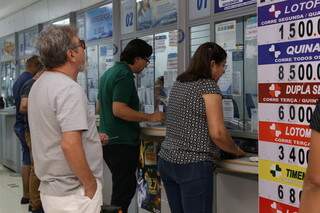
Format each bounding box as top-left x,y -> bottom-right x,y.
177,42 -> 227,82
120,39 -> 153,65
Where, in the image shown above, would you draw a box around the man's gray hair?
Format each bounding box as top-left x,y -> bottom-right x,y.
37,25 -> 78,69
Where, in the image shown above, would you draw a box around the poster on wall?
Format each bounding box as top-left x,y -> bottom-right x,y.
25,27 -> 38,55
137,141 -> 161,213
99,44 -> 114,77
137,0 -> 177,30
152,0 -> 177,27
137,0 -> 153,30
77,72 -> 87,94
86,45 -> 99,103
215,20 -> 236,50
245,16 -> 257,41
218,51 -> 233,95
1,35 -> 15,62
121,0 -> 135,34
86,4 -> 113,41
18,33 -> 25,57
189,0 -> 211,20
155,35 -> 167,53
169,30 -> 178,46
214,0 -> 256,13
257,0 -> 319,212
77,15 -> 86,40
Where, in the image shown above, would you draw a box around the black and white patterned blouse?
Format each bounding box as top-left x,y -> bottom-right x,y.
158,79 -> 222,164
310,102 -> 320,132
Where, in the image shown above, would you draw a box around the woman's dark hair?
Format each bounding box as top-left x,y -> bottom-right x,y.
120,39 -> 153,65
177,42 -> 227,82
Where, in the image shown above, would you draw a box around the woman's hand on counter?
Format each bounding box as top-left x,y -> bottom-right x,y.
99,133 -> 109,145
235,147 -> 246,158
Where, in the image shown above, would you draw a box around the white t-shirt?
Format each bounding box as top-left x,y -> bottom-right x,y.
28,71 -> 103,196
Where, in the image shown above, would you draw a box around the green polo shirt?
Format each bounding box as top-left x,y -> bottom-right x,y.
98,62 -> 140,146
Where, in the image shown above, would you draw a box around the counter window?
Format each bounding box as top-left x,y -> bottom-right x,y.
215,15 -> 257,135
155,30 -> 177,113
137,35 -> 155,115
137,30 -> 178,120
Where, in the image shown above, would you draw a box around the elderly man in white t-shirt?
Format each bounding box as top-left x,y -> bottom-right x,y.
28,25 -> 103,213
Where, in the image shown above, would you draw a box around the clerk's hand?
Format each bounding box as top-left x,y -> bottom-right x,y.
148,112 -> 165,122
84,179 -> 97,199
99,133 -> 109,145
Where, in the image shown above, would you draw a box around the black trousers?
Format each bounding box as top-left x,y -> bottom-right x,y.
103,144 -> 139,213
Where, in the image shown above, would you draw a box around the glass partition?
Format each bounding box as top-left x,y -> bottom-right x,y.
0,61 -> 16,107
154,30 -> 177,112
0,35 -> 17,107
215,18 -> 244,131
137,35 -> 155,114
244,16 -> 257,133
135,30 -> 178,126
214,16 -> 258,135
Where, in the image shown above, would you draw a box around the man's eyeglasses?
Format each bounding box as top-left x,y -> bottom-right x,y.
144,57 -> 150,65
71,40 -> 86,50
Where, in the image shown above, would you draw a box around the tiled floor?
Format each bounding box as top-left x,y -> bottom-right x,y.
0,165 -> 29,213
0,163 -> 157,213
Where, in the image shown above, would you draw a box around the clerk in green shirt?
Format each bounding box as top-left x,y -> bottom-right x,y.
98,39 -> 165,213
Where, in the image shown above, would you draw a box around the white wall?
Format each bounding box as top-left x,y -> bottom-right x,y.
0,0 -> 104,37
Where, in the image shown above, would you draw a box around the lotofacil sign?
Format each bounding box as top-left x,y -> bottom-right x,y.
258,0 -> 320,26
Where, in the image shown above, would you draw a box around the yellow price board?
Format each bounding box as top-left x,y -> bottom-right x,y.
259,159 -> 306,189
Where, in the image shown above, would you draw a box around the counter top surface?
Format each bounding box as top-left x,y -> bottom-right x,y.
217,155 -> 258,175
141,126 -> 166,137
141,127 -> 258,175
0,108 -> 16,115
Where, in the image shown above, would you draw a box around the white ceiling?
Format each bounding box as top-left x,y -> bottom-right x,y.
0,0 -> 40,20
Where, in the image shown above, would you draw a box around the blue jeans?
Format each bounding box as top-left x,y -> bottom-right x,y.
14,125 -> 31,165
158,158 -> 214,213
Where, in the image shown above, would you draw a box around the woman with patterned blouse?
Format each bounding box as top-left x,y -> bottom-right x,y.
158,42 -> 245,213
